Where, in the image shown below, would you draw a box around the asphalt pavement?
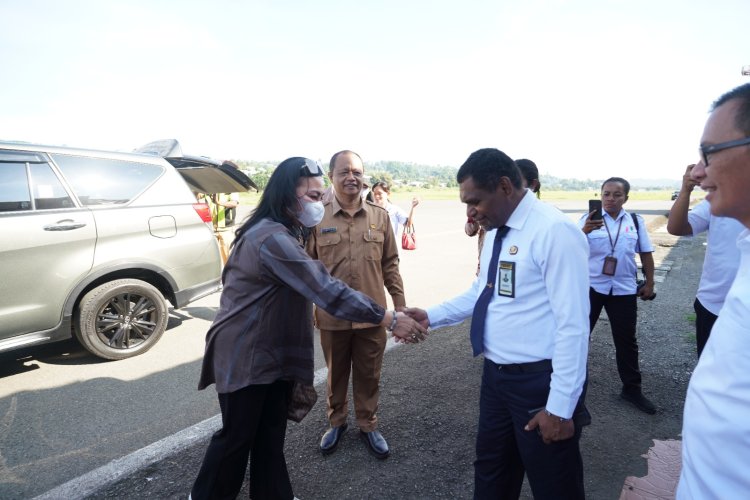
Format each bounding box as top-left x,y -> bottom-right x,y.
59,205 -> 705,499
3,197 -> 703,500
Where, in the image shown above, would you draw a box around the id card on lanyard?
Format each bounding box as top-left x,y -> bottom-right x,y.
601,216 -> 624,276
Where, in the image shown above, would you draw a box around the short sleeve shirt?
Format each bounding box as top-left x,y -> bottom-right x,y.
386,202 -> 409,236
687,200 -> 744,315
579,209 -> 653,295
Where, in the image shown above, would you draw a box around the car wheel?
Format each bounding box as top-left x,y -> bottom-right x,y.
74,279 -> 168,360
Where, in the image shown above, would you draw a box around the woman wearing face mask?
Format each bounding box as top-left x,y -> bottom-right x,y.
190,157 -> 427,500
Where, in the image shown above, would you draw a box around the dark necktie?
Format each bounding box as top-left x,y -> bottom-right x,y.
470,225 -> 509,356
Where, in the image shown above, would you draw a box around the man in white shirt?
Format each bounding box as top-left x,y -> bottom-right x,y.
406,148 -> 589,499
667,164 -> 743,357
677,82 -> 750,498
579,177 -> 657,414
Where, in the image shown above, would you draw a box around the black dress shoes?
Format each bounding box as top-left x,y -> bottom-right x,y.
360,430 -> 390,459
620,389 -> 657,414
319,424 -> 347,455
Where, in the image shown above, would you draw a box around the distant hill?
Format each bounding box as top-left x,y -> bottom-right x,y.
233,158 -> 681,191
628,178 -> 682,189
540,174 -> 680,191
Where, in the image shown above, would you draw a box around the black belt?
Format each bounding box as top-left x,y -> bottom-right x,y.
488,359 -> 552,374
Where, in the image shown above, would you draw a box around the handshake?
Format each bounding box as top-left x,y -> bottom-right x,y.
387,307 -> 431,344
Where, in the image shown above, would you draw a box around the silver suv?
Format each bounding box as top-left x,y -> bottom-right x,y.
0,140 -> 254,360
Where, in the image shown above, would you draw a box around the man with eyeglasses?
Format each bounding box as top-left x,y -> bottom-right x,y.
307,150 -> 405,459
677,82 -> 750,498
667,164 -> 743,358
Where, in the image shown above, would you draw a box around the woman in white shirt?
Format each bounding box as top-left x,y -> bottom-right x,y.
371,181 -> 419,237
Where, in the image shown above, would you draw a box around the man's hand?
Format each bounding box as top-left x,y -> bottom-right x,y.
581,211 -> 604,234
465,217 -> 480,237
524,409 -> 575,444
636,281 -> 655,301
682,164 -> 699,193
403,307 -> 430,329
391,312 -> 429,344
411,197 -> 420,208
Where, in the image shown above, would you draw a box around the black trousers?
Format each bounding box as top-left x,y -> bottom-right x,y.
589,288 -> 642,392
474,359 -> 585,500
191,380 -> 293,500
694,297 -> 719,358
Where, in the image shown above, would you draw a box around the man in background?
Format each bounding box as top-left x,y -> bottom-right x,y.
579,177 -> 657,414
307,150 -> 405,459
677,82 -> 750,498
666,163 -> 743,357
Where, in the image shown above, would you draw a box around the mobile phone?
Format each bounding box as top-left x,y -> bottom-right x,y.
588,199 -> 603,221
636,279 -> 657,300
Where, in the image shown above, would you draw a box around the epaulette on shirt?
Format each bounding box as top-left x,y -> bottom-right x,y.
366,200 -> 388,213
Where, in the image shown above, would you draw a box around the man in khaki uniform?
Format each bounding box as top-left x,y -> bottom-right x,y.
307,150 -> 405,459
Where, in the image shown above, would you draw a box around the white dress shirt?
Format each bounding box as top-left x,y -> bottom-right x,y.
687,200 -> 744,315
426,192 -> 590,419
385,202 -> 409,236
578,209 -> 653,295
677,229 -> 750,499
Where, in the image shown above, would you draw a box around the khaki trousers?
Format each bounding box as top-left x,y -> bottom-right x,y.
320,325 -> 387,432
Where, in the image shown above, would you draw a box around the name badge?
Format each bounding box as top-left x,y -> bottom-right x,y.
602,255 -> 618,276
321,227 -> 337,234
498,261 -> 515,298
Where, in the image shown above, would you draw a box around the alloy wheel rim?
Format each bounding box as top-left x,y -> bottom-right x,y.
94,292 -> 158,349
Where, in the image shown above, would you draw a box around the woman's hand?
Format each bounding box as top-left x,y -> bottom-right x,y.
391,312 -> 429,344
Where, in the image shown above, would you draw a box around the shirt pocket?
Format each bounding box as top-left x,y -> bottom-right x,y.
317,232 -> 341,262
587,228 -> 609,240
587,228 -> 610,255
621,230 -> 639,252
363,230 -> 384,261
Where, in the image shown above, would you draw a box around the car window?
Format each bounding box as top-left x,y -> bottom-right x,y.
0,162 -> 32,212
52,154 -> 164,206
30,163 -> 75,210
0,161 -> 76,212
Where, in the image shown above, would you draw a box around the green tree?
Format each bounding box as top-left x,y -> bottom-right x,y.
368,170 -> 394,186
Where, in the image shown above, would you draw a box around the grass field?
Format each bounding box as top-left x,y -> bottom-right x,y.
239,188 -> 677,205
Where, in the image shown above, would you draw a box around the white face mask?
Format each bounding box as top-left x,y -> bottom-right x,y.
297,198 -> 324,227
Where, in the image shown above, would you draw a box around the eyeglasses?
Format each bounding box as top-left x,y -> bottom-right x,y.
300,158 -> 323,176
700,137 -> 750,165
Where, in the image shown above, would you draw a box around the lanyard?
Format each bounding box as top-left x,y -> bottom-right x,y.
603,215 -> 624,256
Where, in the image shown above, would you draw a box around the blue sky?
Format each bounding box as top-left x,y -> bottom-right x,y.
1,0 -> 748,179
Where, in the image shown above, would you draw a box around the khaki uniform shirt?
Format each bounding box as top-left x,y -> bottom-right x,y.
307,197 -> 405,330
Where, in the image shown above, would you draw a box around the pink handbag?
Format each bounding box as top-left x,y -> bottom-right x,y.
401,224 -> 416,250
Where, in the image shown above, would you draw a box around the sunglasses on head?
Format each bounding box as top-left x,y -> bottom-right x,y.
300,158 -> 323,176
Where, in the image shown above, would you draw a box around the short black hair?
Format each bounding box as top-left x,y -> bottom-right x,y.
372,181 -> 390,194
712,82 -> 750,135
515,159 -> 539,185
328,150 -> 363,174
601,176 -> 630,196
456,148 -> 521,191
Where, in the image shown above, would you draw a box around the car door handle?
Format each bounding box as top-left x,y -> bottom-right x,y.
43,220 -> 88,231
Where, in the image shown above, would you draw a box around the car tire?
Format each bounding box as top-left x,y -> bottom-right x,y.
74,279 -> 168,360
